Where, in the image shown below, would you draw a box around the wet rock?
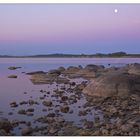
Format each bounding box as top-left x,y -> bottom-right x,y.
67,66 -> 80,72
83,73 -> 140,98
0,129 -> 8,136
19,101 -> 28,105
69,110 -> 74,114
26,71 -> 46,75
40,96 -> 45,100
83,121 -> 94,129
40,89 -> 44,93
42,100 -> 52,107
70,82 -> 76,86
18,109 -> 26,115
8,112 -> 13,115
48,69 -> 61,76
57,67 -> 65,72
107,106 -> 118,114
0,118 -> 12,133
56,117 -> 65,123
26,113 -> 34,116
56,77 -> 70,84
78,110 -> 88,116
26,108 -> 34,112
36,116 -> 55,124
21,127 -> 33,136
42,109 -> 47,112
47,113 -> 55,117
100,128 -> 109,135
92,130 -> 100,136
10,102 -> 18,108
60,106 -> 70,113
8,66 -> 21,70
29,71 -> 69,85
28,100 -> 38,105
8,75 -> 17,78
26,122 -> 31,127
120,124 -> 133,132
61,96 -> 68,101
11,120 -> 19,127
48,127 -> 58,134
84,64 -> 104,72
127,63 -> 140,75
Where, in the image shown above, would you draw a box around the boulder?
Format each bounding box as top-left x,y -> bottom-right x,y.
8,75 -> 17,78
8,66 -> 21,70
21,127 -> 32,136
63,66 -> 80,75
60,106 -> 70,113
0,129 -> 8,136
127,63 -> 140,75
10,102 -> 18,107
48,69 -> 61,76
57,67 -> 65,72
0,118 -> 12,132
29,73 -> 69,85
42,100 -> 52,107
84,64 -> 104,72
83,73 -> 140,98
26,71 -> 46,75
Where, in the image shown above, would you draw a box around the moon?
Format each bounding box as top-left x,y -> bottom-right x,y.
114,9 -> 118,13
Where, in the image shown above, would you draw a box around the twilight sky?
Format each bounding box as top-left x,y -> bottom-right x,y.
0,4 -> 140,55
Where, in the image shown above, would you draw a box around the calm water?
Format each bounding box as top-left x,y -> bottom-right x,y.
0,58 -> 140,135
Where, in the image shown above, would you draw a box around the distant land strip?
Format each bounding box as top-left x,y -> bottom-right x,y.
0,52 -> 140,58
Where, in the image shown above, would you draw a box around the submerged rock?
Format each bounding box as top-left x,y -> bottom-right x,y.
60,106 -> 70,113
0,129 -> 8,136
21,127 -> 33,136
8,66 -> 21,70
0,118 -> 13,133
10,102 -> 18,108
61,96 -> 68,101
18,109 -> 26,115
42,100 -> 52,107
26,71 -> 46,75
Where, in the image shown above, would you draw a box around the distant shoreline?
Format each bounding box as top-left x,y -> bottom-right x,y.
0,56 -> 140,58
0,52 -> 140,58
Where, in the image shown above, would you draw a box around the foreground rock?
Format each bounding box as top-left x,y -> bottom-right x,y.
127,63 -> 140,75
0,118 -> 13,134
21,127 -> 33,136
29,72 -> 70,85
8,66 -> 21,70
83,73 -> 140,98
8,75 -> 17,78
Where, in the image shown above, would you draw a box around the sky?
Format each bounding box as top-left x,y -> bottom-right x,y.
0,4 -> 140,55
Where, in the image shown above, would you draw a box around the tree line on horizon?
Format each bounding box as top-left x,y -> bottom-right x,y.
0,52 -> 140,58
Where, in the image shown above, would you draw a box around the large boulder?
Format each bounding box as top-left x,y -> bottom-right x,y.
84,64 -> 104,72
0,118 -> 13,133
127,63 -> 140,75
83,73 -> 140,98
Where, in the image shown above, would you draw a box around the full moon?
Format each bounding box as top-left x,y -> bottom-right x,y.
114,9 -> 118,13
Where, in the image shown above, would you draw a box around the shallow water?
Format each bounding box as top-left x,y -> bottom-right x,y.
0,58 -> 140,135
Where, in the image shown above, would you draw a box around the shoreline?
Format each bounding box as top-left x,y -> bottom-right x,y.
0,63 -> 140,136
0,56 -> 140,58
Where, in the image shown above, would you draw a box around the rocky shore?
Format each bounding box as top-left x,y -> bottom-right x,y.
0,63 -> 140,136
